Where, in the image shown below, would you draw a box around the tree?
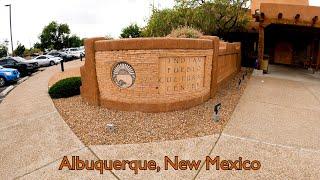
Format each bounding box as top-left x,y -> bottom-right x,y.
23,48 -> 41,57
39,21 -> 71,50
143,0 -> 250,38
142,9 -> 180,37
33,42 -> 42,50
14,43 -> 26,57
66,35 -> 83,47
0,44 -> 8,58
200,0 -> 250,37
120,24 -> 142,38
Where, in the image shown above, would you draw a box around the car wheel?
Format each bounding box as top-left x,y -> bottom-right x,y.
0,77 -> 6,87
49,61 -> 55,66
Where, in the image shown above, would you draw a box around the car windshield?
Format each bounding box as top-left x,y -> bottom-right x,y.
13,57 -> 26,62
46,55 -> 55,58
36,56 -> 46,59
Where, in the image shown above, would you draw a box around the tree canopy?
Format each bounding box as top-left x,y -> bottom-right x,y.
23,48 -> 41,57
66,35 -> 83,48
37,21 -> 83,50
0,43 -> 8,58
143,0 -> 250,38
14,43 -> 26,57
39,21 -> 70,50
120,24 -> 142,38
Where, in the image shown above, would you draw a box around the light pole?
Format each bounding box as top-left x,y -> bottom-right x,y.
5,4 -> 14,55
4,40 -> 9,56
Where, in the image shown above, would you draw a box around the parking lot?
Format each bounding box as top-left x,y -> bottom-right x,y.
0,47 -> 85,98
0,57 -> 82,103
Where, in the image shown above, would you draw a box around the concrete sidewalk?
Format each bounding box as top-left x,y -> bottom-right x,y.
1,63 -> 320,179
0,61 -> 112,179
196,67 -> 320,179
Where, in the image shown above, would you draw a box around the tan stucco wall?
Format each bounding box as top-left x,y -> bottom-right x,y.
218,42 -> 241,84
260,3 -> 320,24
95,49 -> 213,112
81,37 -> 241,112
251,0 -> 309,14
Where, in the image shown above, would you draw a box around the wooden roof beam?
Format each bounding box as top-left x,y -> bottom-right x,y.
294,14 -> 301,23
312,16 -> 318,26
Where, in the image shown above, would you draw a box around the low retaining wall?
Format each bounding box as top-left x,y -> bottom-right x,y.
217,41 -> 241,86
81,37 -> 241,112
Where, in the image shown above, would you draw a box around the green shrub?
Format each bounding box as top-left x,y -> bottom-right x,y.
49,77 -> 82,99
167,27 -> 203,38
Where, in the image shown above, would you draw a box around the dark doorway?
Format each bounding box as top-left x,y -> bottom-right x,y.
264,24 -> 320,67
225,31 -> 259,68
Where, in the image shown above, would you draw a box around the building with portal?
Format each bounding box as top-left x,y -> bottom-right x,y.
238,0 -> 320,70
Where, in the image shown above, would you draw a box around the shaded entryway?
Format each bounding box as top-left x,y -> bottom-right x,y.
264,24 -> 320,68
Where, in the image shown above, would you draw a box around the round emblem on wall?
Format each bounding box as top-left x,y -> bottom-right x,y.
111,62 -> 136,88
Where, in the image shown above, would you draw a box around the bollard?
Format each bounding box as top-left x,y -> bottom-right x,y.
80,54 -> 82,61
212,103 -> 222,123
60,60 -> 64,72
214,103 -> 222,114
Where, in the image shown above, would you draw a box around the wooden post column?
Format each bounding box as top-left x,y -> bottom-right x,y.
258,25 -> 265,69
317,40 -> 320,70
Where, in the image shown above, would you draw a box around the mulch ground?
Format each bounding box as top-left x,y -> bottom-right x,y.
53,68 -> 253,145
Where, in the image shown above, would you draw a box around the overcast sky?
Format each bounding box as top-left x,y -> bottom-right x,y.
0,0 -> 319,51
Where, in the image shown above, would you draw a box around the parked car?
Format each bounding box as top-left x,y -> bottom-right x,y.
47,51 -> 74,61
65,48 -> 83,59
31,55 -> 62,66
0,57 -> 39,76
0,65 -> 20,87
11,56 -> 39,68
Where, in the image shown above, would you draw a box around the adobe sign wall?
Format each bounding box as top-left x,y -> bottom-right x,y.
80,37 -> 241,112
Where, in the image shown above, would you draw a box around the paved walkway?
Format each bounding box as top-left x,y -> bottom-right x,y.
0,63 -> 319,179
196,68 -> 320,179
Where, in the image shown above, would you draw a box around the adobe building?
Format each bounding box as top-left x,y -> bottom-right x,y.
231,0 -> 320,70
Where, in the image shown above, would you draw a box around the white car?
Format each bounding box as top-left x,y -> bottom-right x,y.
65,48 -> 83,58
32,55 -> 62,66
11,56 -> 39,66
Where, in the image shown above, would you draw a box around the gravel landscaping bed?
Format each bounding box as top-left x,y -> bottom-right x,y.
53,68 -> 252,145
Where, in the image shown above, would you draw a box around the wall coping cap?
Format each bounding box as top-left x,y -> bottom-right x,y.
94,38 -> 213,51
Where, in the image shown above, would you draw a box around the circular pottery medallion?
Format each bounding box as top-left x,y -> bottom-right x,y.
112,62 -> 136,88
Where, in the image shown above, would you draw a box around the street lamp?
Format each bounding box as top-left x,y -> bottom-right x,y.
5,4 -> 14,55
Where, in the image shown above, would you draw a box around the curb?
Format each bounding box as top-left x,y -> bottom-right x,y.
17,76 -> 29,84
0,85 -> 14,97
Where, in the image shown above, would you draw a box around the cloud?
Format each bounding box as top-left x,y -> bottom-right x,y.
1,0 -> 319,51
0,0 -> 174,50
